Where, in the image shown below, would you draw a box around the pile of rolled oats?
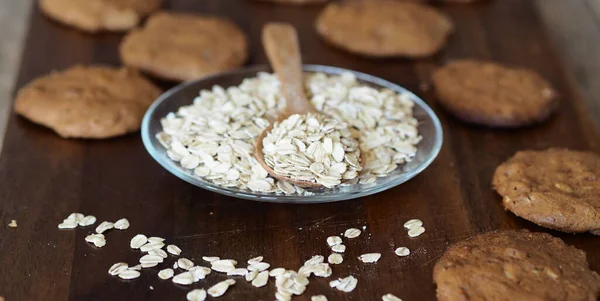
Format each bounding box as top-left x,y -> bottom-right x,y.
262,113 -> 361,188
158,72 -> 421,194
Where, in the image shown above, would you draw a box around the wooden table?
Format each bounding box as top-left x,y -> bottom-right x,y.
1,1 -> 599,300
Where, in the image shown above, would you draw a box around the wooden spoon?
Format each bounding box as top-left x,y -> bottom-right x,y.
255,22 -> 324,188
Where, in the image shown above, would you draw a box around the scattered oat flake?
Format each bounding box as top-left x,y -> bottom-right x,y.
248,256 -> 264,264
58,219 -> 78,229
178,258 -> 194,270
172,272 -> 194,285
269,268 -> 285,277
130,234 -> 148,249
326,236 -> 342,247
79,215 -> 96,227
148,237 -> 165,243
328,253 -> 343,265
141,262 -> 159,268
167,244 -> 182,256
114,218 -> 130,230
312,295 -> 328,301
158,268 -> 174,280
173,262 -> 178,269
187,289 -> 207,301
329,280 -> 340,288
248,262 -> 270,272
108,262 -> 128,276
129,264 -> 142,271
334,275 -> 358,292
246,269 -> 259,282
8,220 -> 17,228
85,233 -> 106,247
208,279 -> 234,297
408,226 -> 425,238
331,244 -> 346,253
118,270 -> 140,280
403,219 -> 423,229
202,256 -> 220,262
227,268 -> 248,276
148,249 -> 168,259
344,228 -> 361,238
304,255 -> 325,266
252,270 -> 269,287
68,213 -> 85,223
140,254 -> 164,265
359,253 -> 381,263
382,293 -> 403,301
95,221 -> 114,234
395,247 -> 410,257
140,241 -> 165,252
211,259 -> 236,273
190,266 -> 211,281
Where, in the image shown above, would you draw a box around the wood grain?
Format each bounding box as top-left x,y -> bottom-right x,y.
1,1 -> 600,300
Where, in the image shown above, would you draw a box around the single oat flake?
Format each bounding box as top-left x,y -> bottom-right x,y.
167,244 -> 182,256
178,258 -> 195,270
202,256 -> 220,262
118,270 -> 140,280
312,295 -> 328,301
158,268 -> 174,280
403,219 -> 423,230
58,219 -> 78,229
130,234 -> 148,249
328,253 -> 343,265
108,262 -> 128,276
187,289 -> 207,301
382,293 -> 403,301
334,275 -> 358,292
344,228 -> 361,238
326,236 -> 342,246
85,233 -> 106,248
359,253 -> 381,263
8,220 -> 17,228
395,247 -> 410,257
408,226 -> 425,238
95,221 -> 114,234
331,244 -> 346,253
79,215 -> 96,227
114,218 -> 130,230
172,272 -> 194,285
252,270 -> 269,287
208,279 -> 235,297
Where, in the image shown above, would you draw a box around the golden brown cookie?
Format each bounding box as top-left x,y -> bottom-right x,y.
14,65 -> 161,139
434,230 -> 600,301
493,148 -> 600,235
120,12 -> 248,82
433,60 -> 558,127
315,0 -> 453,58
39,0 -> 162,32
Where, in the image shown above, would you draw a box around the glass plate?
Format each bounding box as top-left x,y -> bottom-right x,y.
141,65 -> 443,203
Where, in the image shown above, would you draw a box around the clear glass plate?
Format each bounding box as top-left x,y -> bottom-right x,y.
141,65 -> 443,203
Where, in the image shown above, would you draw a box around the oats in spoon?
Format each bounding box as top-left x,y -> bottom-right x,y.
261,113 -> 362,188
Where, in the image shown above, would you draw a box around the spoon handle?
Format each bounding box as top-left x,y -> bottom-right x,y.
262,23 -> 315,116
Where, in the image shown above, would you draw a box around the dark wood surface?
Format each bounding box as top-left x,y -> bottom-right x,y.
2,1 -> 600,300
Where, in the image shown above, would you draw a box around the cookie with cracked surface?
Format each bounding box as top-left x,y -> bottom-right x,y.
432,60 -> 558,127
39,0 -> 162,32
493,148 -> 600,234
120,12 -> 248,82
315,0 -> 453,58
14,65 -> 161,139
434,230 -> 600,301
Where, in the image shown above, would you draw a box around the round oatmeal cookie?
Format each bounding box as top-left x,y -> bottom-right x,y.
434,230 -> 600,301
120,12 -> 248,82
315,0 -> 453,58
39,0 -> 162,32
432,59 -> 558,127
14,65 -> 161,139
493,148 -> 600,234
